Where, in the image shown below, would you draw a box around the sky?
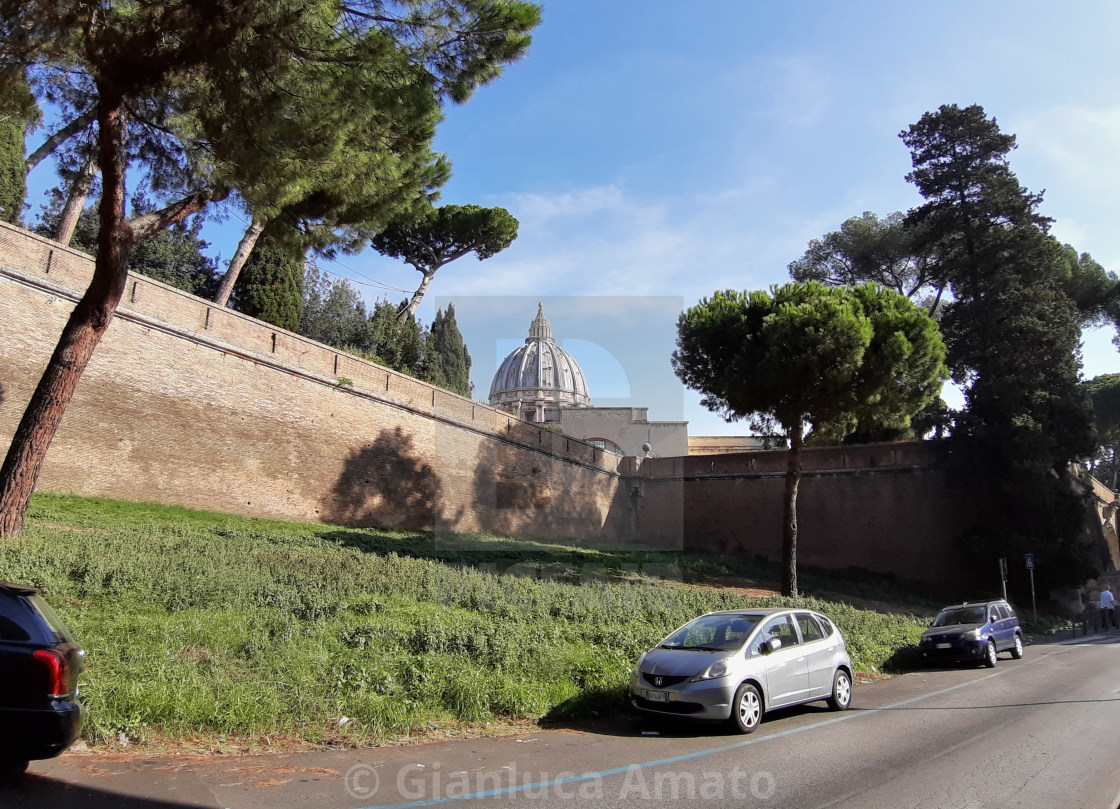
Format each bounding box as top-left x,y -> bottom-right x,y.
27,1 -> 1120,436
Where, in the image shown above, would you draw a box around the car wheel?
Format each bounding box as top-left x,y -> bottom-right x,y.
730,682 -> 762,734
1011,633 -> 1024,659
983,639 -> 997,668
827,669 -> 852,711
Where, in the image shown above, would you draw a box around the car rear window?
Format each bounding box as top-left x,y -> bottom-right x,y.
0,594 -> 33,641
27,595 -> 75,643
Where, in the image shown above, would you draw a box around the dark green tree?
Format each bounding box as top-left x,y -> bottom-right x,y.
125,194 -> 217,296
368,299 -> 425,376
0,75 -> 34,225
788,211 -> 946,315
673,282 -> 947,595
0,0 -> 540,536
300,264 -> 374,352
371,204 -> 519,322
230,229 -> 304,331
901,104 -> 1097,590
424,303 -> 472,397
0,113 -> 26,223
901,104 -> 1094,469
129,218 -> 218,297
34,192 -> 217,296
1053,244 -> 1120,330
1084,373 -> 1120,489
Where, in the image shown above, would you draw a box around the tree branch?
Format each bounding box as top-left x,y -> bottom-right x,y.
24,108 -> 96,173
126,186 -> 230,244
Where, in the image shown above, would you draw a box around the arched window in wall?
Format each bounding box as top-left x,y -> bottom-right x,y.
586,437 -> 622,454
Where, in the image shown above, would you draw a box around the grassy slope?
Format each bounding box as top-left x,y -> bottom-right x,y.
1,494 -> 932,748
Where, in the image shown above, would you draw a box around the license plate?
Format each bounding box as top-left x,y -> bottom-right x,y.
935,643 -> 952,649
645,690 -> 669,703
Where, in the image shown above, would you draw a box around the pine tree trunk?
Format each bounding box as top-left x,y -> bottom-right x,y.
0,99 -> 129,538
781,423 -> 804,597
55,156 -> 98,246
25,108 -> 96,174
213,219 -> 265,306
398,271 -> 435,323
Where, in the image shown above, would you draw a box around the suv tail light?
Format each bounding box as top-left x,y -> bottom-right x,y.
33,648 -> 70,698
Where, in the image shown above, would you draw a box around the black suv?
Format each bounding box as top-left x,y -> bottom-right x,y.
0,581 -> 84,775
918,599 -> 1024,668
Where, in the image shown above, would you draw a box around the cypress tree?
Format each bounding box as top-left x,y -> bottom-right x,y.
230,232 -> 304,331
424,303 -> 472,396
0,113 -> 27,224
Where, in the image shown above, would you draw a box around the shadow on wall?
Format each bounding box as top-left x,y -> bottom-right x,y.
320,427 -> 444,530
464,431 -> 614,541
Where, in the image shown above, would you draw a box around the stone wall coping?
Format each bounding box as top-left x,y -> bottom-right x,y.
0,220 -> 620,475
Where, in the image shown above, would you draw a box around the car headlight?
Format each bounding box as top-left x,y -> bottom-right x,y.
961,629 -> 981,641
691,659 -> 730,682
632,652 -> 647,675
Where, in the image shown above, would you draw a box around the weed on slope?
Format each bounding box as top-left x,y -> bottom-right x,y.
0,494 -> 929,748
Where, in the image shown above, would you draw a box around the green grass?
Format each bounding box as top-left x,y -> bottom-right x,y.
1,493 -> 932,747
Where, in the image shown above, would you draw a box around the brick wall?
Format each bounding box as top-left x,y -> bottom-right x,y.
0,223 -> 623,540
624,443 -> 979,587
3,222 -> 1113,588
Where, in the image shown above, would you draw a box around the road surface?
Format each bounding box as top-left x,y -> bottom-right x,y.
5,634 -> 1119,809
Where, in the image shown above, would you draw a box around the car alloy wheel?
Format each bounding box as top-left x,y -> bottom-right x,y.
828,669 -> 852,711
983,639 -> 997,668
731,683 -> 762,734
1011,634 -> 1024,659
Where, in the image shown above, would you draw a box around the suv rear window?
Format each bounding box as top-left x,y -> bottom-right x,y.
0,593 -> 34,641
27,595 -> 75,643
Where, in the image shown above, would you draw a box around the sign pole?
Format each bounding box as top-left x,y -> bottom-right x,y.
1025,553 -> 1037,624
999,557 -> 1008,601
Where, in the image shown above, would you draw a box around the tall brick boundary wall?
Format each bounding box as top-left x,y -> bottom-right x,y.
620,443 -> 970,587
624,444 -> 1119,588
0,222 -> 633,539
2,222 -> 1114,589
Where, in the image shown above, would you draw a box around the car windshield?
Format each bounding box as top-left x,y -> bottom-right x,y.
932,606 -> 987,627
661,614 -> 761,651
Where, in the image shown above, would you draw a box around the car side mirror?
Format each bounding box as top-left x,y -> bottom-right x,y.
763,637 -> 782,654
990,613 -> 998,623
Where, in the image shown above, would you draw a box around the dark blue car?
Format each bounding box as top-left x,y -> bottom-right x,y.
0,581 -> 84,776
918,599 -> 1024,668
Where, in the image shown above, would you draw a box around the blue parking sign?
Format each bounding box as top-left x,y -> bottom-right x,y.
1025,553 -> 1035,570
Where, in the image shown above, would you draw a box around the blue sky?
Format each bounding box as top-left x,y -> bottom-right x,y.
27,1 -> 1120,436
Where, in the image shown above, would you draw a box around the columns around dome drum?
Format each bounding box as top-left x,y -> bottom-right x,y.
488,304 -> 591,422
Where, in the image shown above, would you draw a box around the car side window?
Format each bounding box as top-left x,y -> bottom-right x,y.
796,612 -> 825,642
997,604 -> 1012,620
755,615 -> 799,654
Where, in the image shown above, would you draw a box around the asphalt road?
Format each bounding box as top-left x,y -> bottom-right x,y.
6,634 -> 1120,809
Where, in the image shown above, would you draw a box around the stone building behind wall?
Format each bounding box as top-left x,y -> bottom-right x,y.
488,303 -> 687,457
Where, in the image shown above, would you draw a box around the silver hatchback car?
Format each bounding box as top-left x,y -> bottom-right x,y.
631,608 -> 853,733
